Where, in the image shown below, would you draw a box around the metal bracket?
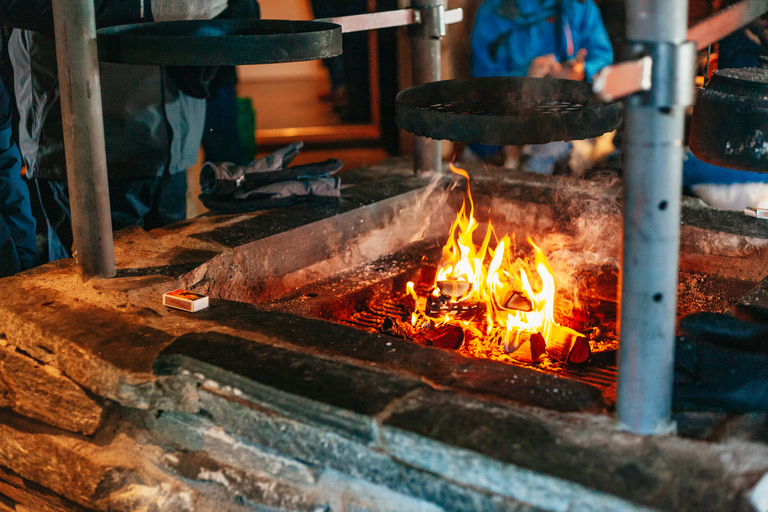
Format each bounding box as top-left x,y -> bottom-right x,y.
592,41 -> 695,106
592,56 -> 653,102
318,6 -> 462,35
629,41 -> 696,108
409,4 -> 447,39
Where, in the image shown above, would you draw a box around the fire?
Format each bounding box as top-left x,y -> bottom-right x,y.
407,163 -> 588,364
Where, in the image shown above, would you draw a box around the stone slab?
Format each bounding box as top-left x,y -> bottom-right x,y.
181,300 -> 604,412
156,332 -> 425,419
0,339 -> 103,435
382,387 -> 768,512
0,278 -> 196,411
191,175 -> 432,249
193,389 -> 550,512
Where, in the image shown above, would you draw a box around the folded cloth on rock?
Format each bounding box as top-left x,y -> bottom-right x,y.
201,176 -> 341,213
201,141 -> 328,197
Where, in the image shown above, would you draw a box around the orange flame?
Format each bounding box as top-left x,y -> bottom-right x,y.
408,163 -> 581,353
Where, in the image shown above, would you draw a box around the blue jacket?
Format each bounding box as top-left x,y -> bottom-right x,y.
471,0 -> 613,80
0,79 -> 36,276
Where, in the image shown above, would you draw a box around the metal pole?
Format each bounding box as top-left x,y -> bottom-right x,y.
410,0 -> 444,174
617,0 -> 694,434
52,0 -> 116,278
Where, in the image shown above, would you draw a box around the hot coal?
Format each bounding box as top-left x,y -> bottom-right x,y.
417,324 -> 465,349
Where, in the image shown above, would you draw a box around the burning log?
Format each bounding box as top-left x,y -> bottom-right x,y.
545,325 -> 591,364
437,280 -> 472,300
503,330 -> 547,363
502,291 -> 533,312
415,324 -> 464,350
380,317 -> 411,339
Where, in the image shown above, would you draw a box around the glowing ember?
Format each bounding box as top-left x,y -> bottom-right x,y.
406,164 -> 588,364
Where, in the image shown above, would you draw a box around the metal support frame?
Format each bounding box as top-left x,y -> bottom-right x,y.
594,0 -> 768,102
52,0 -> 115,278
616,0 -> 694,435
409,0 -> 446,175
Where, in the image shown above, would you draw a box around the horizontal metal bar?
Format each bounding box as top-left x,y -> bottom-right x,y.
592,56 -> 653,102
317,7 -> 463,33
688,0 -> 768,49
444,7 -> 464,25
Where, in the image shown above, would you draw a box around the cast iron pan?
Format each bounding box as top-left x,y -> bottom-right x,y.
396,77 -> 623,145
97,19 -> 342,66
690,67 -> 768,173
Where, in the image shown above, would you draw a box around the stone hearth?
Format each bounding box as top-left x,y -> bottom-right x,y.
1,159 -> 768,512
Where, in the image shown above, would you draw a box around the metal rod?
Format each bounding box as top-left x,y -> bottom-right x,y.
410,0 -> 444,175
52,0 -> 116,278
617,0 -> 691,435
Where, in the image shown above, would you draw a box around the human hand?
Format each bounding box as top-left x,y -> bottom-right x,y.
551,49 -> 587,81
152,0 -> 229,21
527,54 -> 561,78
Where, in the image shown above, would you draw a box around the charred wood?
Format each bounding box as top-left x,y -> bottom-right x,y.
545,326 -> 591,364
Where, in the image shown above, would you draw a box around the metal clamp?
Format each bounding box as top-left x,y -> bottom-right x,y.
409,4 -> 447,39
592,42 -> 695,106
627,41 -> 696,108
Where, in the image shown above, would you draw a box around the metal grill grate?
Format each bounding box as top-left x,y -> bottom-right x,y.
339,297 -> 617,390
396,76 -> 622,145
425,100 -> 590,117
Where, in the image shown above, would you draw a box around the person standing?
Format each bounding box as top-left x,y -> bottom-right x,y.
8,0 -> 227,261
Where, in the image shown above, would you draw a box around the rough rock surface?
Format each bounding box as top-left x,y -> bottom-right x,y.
0,338 -> 103,434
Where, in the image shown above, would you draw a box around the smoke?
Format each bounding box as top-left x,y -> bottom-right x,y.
538,172 -> 622,310
407,171 -> 462,244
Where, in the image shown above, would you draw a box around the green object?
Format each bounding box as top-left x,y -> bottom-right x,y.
237,97 -> 257,163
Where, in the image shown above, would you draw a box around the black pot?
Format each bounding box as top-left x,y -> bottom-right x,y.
689,67 -> 768,173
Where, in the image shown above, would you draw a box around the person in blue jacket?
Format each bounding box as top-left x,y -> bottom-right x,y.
0,77 -> 36,277
468,0 -> 613,171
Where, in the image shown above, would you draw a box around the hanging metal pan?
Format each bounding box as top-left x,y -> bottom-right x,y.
689,67 -> 768,173
396,77 -> 623,145
97,19 -> 342,66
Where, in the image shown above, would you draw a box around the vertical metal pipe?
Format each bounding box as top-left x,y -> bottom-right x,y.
411,0 -> 443,174
617,0 -> 690,434
52,0 -> 116,278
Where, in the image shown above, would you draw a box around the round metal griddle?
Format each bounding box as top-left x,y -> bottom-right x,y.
97,19 -> 342,66
396,77 -> 623,145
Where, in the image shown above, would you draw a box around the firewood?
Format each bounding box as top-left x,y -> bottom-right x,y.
502,291 -> 533,312
507,331 -> 547,363
437,280 -> 472,299
546,325 -> 591,364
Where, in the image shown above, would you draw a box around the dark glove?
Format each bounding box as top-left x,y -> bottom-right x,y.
200,141 -> 304,196
201,176 -> 341,213
199,141 -> 343,213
